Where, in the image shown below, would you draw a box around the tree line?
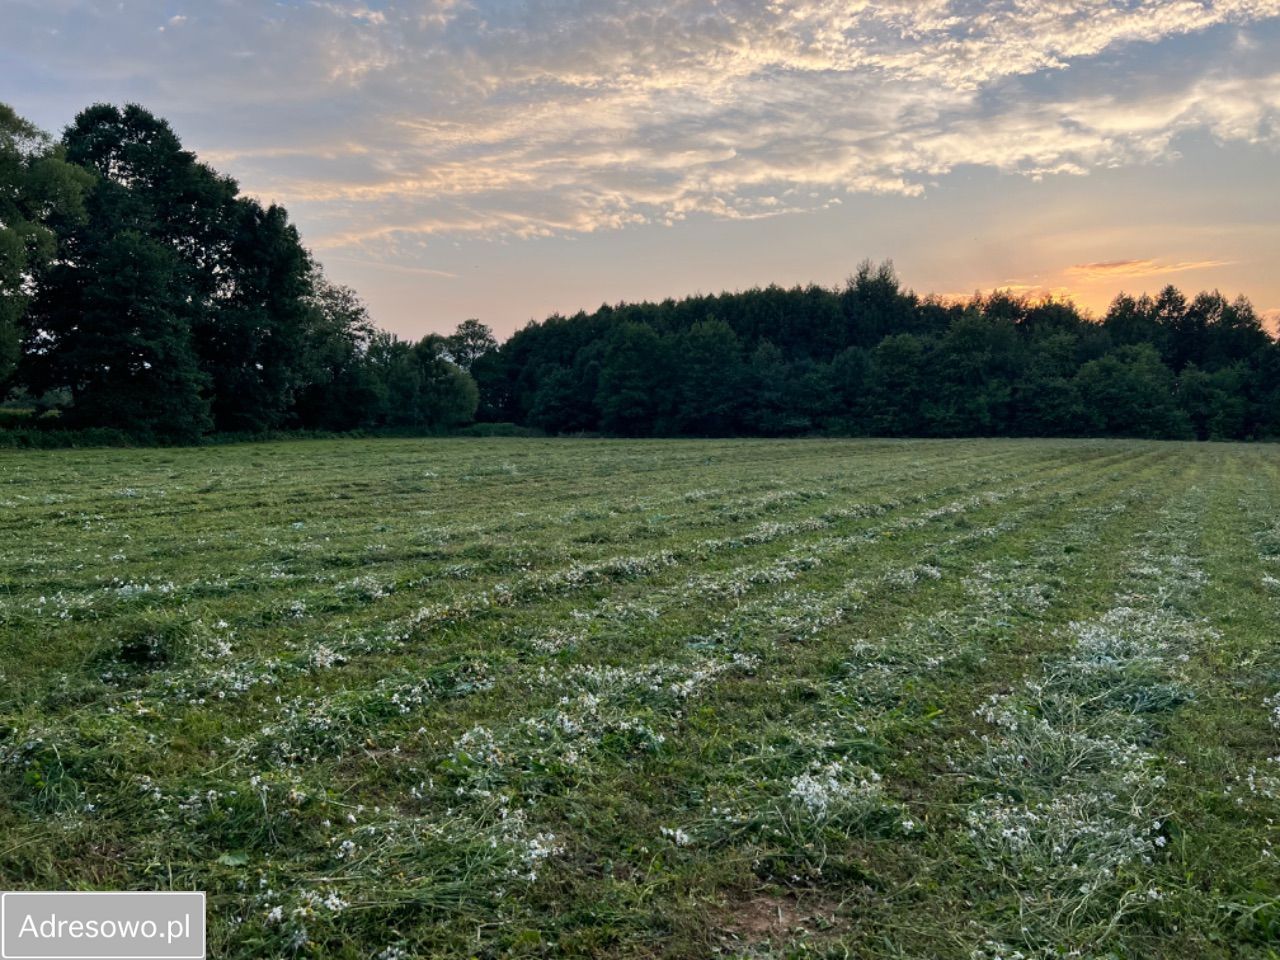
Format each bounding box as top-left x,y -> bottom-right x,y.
1,102 -> 482,442
3,101 -> 1277,444
473,264 -> 1280,441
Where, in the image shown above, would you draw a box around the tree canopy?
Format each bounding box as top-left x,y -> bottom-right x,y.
2,100 -> 1276,444
471,265 -> 1280,441
5,102 -> 480,441
0,104 -> 92,388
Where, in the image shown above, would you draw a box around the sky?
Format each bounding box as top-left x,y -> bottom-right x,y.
2,0 -> 1279,340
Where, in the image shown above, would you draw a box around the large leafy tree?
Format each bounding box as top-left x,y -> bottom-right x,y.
866,333 -> 928,435
291,273 -> 379,431
36,229 -> 211,439
198,197 -> 316,431
1012,329 -> 1085,437
839,260 -> 919,347
744,340 -> 809,435
596,322 -> 670,436
22,103 -> 347,437
358,332 -> 478,429
446,319 -> 498,371
1075,344 -> 1191,439
24,104 -> 232,437
924,312 -> 1020,436
0,104 -> 92,388
672,319 -> 744,435
23,105 -> 223,439
415,341 -> 480,428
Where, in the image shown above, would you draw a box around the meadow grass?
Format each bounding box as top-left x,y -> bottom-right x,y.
1,437 -> 1277,958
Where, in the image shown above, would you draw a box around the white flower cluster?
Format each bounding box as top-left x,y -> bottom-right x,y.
789,760 -> 885,821
308,644 -> 345,670
660,826 -> 693,846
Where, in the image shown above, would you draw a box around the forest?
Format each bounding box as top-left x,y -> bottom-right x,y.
1,102 -> 482,443
4,101 -> 1278,444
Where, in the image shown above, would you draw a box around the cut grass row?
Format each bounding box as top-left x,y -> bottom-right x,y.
2,438 -> 1277,959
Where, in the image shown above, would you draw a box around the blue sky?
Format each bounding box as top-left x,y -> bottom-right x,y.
3,0 -> 1279,338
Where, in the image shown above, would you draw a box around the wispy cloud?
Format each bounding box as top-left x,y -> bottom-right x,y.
1066,258 -> 1235,281
3,0 -> 1280,258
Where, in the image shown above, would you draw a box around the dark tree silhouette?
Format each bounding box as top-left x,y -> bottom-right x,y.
7,102 -> 480,440
474,269 -> 1279,441
3,100 -> 1277,445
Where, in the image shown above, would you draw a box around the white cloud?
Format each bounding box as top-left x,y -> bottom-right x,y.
4,0 -> 1280,255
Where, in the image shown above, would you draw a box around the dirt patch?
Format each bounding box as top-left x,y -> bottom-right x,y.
715,891 -> 847,950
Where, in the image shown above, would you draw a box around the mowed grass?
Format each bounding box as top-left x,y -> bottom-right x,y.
2,437 -> 1279,959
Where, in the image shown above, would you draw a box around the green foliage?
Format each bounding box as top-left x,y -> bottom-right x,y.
478,268 -> 1279,441
358,331 -> 480,429
3,101 -> 480,440
597,322 -> 670,436
198,199 -> 316,432
0,104 -> 92,386
2,98 -> 1276,444
40,227 -> 212,442
745,340 -> 812,435
1075,344 -> 1191,439
867,333 -> 927,435
673,319 -> 745,435
445,318 -> 498,371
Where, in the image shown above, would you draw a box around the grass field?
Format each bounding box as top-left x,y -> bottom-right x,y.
2,437 -> 1279,958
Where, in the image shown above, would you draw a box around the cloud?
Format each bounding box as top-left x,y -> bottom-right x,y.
1065,258 -> 1235,281
4,0 -> 1280,257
